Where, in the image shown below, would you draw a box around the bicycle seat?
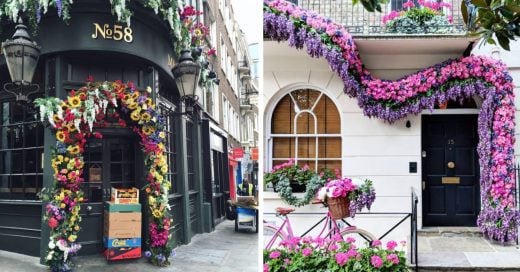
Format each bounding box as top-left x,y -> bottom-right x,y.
276,207 -> 295,215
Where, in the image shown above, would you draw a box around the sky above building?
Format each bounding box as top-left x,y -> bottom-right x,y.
230,0 -> 262,44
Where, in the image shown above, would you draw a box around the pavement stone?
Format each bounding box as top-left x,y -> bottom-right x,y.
0,220 -> 259,272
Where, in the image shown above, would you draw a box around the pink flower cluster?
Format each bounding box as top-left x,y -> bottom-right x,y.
363,56 -> 510,102
318,177 -> 357,199
271,159 -> 294,172
150,222 -> 169,247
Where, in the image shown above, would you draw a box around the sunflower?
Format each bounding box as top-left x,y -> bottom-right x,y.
142,126 -> 155,135
130,109 -> 141,121
56,131 -> 66,142
67,96 -> 81,108
66,123 -> 76,132
141,112 -> 151,122
145,98 -> 153,106
123,94 -> 131,101
151,209 -> 163,218
53,115 -> 61,123
67,145 -> 80,155
161,165 -> 168,174
127,99 -> 138,110
159,132 -> 165,139
130,91 -> 140,100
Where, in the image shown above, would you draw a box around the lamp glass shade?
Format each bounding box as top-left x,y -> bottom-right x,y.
172,49 -> 200,98
2,22 -> 40,85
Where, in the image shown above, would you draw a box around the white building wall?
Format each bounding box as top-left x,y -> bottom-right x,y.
263,40 -> 520,244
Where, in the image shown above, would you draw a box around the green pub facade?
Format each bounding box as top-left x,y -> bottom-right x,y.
0,0 -> 228,260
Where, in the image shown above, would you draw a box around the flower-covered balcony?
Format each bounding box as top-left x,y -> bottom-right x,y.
287,0 -> 468,36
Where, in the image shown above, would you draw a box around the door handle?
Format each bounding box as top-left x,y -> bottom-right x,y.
447,161 -> 455,169
86,205 -> 92,212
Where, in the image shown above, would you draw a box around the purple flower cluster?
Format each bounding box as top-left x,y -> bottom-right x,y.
265,0 -> 518,242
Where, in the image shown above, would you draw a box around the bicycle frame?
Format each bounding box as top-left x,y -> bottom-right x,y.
264,211 -> 345,249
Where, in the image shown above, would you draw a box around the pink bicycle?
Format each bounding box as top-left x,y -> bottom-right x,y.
264,203 -> 376,249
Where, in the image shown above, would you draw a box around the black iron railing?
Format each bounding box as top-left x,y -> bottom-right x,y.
265,188 -> 419,268
289,0 -> 467,35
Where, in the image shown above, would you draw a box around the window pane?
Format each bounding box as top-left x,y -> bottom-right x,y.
271,95 -> 293,134
272,138 -> 294,159
318,137 -> 342,158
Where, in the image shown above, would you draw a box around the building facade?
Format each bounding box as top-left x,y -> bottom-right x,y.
263,0 -> 519,247
0,0 -> 255,261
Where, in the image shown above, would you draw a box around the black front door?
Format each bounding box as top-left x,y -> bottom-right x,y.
78,134 -> 140,254
422,115 -> 480,226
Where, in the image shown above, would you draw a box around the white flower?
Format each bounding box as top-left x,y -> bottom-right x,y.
48,240 -> 55,249
46,251 -> 54,260
351,178 -> 363,187
317,187 -> 327,201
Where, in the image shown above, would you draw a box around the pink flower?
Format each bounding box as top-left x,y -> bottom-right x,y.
386,240 -> 398,250
263,264 -> 269,272
302,247 -> 312,257
269,251 -> 281,259
371,240 -> 382,247
335,252 -> 349,266
346,237 -> 356,243
387,253 -> 400,264
371,255 -> 383,268
403,1 -> 415,8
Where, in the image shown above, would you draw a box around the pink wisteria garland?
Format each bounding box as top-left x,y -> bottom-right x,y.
264,0 -> 519,242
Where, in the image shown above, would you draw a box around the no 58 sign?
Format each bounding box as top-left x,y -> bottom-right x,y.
92,23 -> 133,43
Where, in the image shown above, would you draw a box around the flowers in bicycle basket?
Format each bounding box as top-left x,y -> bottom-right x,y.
263,236 -> 407,272
316,177 -> 376,218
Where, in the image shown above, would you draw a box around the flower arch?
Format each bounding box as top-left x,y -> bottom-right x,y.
35,80 -> 173,271
264,0 -> 519,242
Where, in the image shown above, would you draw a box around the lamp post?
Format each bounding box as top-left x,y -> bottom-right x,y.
1,19 -> 41,103
172,49 -> 200,115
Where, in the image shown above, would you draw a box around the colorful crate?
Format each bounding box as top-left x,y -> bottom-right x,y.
104,247 -> 141,261
103,237 -> 142,248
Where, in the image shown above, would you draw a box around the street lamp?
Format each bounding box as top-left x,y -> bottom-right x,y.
1,18 -> 41,103
172,49 -> 200,115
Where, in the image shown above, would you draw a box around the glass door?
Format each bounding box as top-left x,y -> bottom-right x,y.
78,136 -> 138,254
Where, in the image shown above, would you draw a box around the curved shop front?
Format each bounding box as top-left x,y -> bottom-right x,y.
0,1 -> 205,258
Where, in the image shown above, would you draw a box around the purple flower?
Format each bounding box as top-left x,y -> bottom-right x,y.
144,251 -> 152,258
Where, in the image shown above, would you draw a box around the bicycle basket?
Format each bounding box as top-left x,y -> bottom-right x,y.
327,197 -> 350,219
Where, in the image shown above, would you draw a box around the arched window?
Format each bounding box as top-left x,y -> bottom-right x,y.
269,89 -> 342,172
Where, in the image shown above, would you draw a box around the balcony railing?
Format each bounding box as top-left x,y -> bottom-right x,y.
288,0 -> 467,35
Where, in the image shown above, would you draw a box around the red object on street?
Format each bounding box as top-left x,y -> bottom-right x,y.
233,148 -> 244,159
251,148 -> 258,161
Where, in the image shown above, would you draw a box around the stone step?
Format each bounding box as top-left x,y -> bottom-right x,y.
418,227 -> 483,237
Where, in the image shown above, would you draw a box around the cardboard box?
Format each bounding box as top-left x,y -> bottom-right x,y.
111,187 -> 139,204
105,202 -> 141,213
104,212 -> 141,238
104,247 -> 141,261
103,237 -> 142,248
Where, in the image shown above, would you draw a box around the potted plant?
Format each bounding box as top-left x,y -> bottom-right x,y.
264,236 -> 408,272
316,177 -> 376,219
265,160 -> 340,207
383,0 -> 455,34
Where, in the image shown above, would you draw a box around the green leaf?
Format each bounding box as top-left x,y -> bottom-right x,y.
360,0 -> 376,12
461,1 -> 469,24
496,31 -> 511,50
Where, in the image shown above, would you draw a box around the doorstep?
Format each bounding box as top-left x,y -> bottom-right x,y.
410,227 -> 520,271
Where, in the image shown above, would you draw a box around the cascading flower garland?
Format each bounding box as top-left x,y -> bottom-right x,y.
264,0 -> 519,242
35,80 -> 173,271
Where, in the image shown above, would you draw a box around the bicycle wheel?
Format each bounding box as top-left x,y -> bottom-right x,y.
340,227 -> 377,245
263,224 -> 286,249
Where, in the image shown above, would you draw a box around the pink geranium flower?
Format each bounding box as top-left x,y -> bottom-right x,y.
371,255 -> 383,268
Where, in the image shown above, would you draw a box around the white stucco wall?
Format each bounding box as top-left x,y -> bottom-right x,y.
263,39 -> 520,245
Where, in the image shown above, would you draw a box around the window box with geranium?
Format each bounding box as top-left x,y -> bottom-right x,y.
317,177 -> 376,219
383,0 -> 456,34
265,160 -> 339,207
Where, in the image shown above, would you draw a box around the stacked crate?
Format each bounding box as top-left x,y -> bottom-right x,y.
103,187 -> 141,261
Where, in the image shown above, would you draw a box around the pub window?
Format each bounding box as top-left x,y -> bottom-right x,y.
0,101 -> 44,200
158,103 -> 178,195
268,89 -> 342,172
186,120 -> 195,191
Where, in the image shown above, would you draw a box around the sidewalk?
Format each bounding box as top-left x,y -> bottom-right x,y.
0,220 -> 259,272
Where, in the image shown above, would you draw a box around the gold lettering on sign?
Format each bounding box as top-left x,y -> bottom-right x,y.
92,23 -> 133,43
